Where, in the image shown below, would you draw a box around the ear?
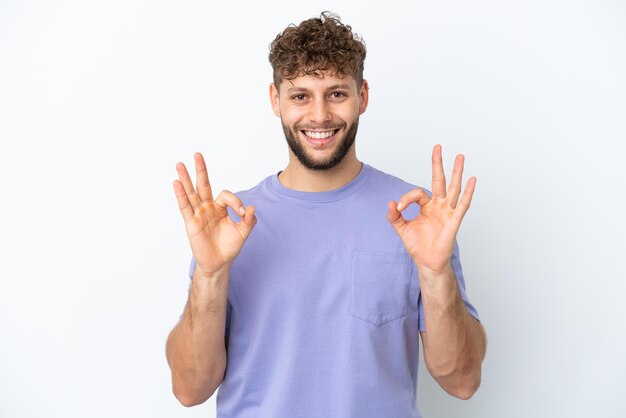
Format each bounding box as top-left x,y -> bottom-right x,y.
358,79 -> 369,115
269,83 -> 281,117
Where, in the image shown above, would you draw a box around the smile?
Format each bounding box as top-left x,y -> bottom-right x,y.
302,129 -> 339,139
300,129 -> 339,148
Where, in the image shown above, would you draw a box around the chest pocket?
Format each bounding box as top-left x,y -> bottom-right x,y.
350,250 -> 411,326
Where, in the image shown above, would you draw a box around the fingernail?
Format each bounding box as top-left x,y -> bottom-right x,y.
238,207 -> 245,215
397,202 -> 404,210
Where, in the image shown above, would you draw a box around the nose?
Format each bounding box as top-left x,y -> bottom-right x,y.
308,97 -> 331,125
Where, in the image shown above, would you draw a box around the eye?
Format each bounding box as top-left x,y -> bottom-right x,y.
292,94 -> 307,101
330,91 -> 347,99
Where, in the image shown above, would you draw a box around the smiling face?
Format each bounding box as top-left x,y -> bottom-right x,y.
270,72 -> 369,171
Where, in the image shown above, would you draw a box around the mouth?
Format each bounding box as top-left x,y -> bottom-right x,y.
300,129 -> 340,147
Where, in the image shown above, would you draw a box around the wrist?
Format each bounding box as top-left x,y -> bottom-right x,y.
416,262 -> 459,299
415,262 -> 453,282
189,269 -> 230,314
192,263 -> 231,282
191,267 -> 230,293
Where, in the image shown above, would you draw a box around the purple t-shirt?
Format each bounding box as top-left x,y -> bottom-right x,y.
188,163 -> 479,418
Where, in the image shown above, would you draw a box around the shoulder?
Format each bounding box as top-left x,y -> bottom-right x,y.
233,173 -> 275,202
363,164 -> 430,196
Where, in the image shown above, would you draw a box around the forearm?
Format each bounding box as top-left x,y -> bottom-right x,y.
166,269 -> 229,406
419,264 -> 486,399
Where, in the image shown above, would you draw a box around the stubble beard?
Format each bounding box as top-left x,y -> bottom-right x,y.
281,118 -> 359,171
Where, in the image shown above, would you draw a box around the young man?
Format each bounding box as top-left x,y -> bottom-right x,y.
166,12 -> 486,418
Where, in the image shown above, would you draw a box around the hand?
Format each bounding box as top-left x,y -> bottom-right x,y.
173,153 -> 256,278
387,145 -> 476,275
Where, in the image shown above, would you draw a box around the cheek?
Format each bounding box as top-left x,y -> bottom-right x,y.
335,104 -> 360,120
281,108 -> 307,126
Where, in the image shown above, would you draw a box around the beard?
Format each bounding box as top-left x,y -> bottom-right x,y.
281,118 -> 359,171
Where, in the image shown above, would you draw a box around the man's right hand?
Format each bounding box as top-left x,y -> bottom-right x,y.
173,152 -> 256,278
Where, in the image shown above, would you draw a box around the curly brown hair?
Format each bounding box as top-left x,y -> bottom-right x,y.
269,12 -> 367,90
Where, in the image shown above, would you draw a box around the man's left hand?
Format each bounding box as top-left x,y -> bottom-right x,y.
387,144 -> 476,275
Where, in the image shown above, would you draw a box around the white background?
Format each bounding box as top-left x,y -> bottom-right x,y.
1,1 -> 625,417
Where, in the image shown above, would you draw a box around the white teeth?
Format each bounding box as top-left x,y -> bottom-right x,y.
304,130 -> 335,139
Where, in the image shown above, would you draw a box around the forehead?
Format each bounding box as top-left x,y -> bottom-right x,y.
279,72 -> 358,93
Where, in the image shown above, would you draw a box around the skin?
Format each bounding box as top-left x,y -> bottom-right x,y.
166,153 -> 256,406
166,70 -> 486,406
269,73 -> 368,192
387,145 -> 487,399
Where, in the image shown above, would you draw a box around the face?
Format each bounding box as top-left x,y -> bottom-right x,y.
270,72 -> 369,171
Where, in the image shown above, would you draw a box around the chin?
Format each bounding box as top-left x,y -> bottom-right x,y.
282,119 -> 358,171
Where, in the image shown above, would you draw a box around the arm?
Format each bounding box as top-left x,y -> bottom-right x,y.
418,265 -> 486,399
166,153 -> 256,406
387,144 -> 486,399
166,269 -> 229,406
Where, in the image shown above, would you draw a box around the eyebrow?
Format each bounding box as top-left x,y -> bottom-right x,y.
285,83 -> 352,94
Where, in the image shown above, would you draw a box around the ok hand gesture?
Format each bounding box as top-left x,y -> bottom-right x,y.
387,145 -> 476,275
173,153 -> 256,278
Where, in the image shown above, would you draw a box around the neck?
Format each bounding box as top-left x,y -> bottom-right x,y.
278,150 -> 362,192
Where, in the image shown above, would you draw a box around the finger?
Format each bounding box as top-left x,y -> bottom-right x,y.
215,190 -> 246,217
432,144 -> 446,198
239,205 -> 257,237
173,180 -> 194,223
194,152 -> 213,202
232,205 -> 257,243
447,154 -> 465,208
396,187 -> 431,211
176,162 -> 201,210
456,176 -> 477,219
386,200 -> 407,231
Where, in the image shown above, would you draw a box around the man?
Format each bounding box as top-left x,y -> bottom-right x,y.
166,12 -> 486,418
